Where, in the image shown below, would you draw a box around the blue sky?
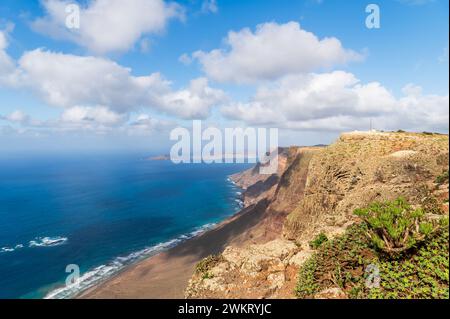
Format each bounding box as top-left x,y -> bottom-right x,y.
0,0 -> 448,152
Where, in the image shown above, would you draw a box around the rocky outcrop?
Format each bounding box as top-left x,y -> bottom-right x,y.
185,239 -> 313,299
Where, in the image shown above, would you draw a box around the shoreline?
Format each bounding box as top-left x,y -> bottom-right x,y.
76,197 -> 268,299
45,222 -> 219,299
45,177 -> 247,299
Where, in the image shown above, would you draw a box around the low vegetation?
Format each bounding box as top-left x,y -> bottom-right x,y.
309,233 -> 328,249
296,198 -> 449,299
354,197 -> 439,255
195,255 -> 223,279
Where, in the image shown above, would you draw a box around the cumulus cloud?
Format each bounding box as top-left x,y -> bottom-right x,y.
7,49 -> 226,120
222,71 -> 449,132
188,22 -> 363,83
158,77 -> 227,119
60,106 -> 127,125
127,114 -> 175,136
17,49 -> 167,112
32,0 -> 184,54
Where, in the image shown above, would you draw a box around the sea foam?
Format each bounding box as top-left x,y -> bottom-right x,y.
44,223 -> 217,299
29,236 -> 68,248
1,237 -> 67,254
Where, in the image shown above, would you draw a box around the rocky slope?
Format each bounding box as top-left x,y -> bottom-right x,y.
185,131 -> 449,299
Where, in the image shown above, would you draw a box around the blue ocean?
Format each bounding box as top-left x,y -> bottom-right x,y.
0,153 -> 249,299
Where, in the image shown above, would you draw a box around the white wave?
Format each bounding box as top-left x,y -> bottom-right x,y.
44,223 -> 217,299
0,247 -> 15,253
226,177 -> 238,186
0,243 -> 25,254
1,237 -> 66,254
29,236 -> 68,248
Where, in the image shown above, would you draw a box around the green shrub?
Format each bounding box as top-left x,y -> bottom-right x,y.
354,197 -> 438,255
295,256 -> 318,298
309,233 -> 329,249
195,255 -> 223,276
296,223 -> 373,299
295,221 -> 449,299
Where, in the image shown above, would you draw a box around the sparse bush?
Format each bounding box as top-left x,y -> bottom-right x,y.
309,233 -> 329,249
354,197 -> 439,255
195,255 -> 223,277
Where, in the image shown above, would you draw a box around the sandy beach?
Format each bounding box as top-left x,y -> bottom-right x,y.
78,200 -> 269,299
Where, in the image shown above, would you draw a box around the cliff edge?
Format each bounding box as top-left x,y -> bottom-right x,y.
186,131 -> 449,299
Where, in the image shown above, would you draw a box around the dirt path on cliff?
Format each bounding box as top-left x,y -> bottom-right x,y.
78,200 -> 269,299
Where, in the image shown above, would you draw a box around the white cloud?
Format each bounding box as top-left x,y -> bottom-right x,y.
179,53 -> 192,65
60,106 -> 127,125
32,0 -> 184,54
189,22 -> 363,83
0,108 -> 174,138
222,71 -> 449,132
157,77 -> 227,119
5,110 -> 30,124
18,49 -> 168,112
401,83 -> 423,96
127,114 -> 175,136
0,28 -> 18,86
12,49 -> 225,120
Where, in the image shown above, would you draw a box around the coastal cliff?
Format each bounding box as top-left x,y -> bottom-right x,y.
186,131 -> 449,299
79,131 -> 448,299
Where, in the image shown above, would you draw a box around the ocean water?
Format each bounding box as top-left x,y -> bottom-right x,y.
0,153 -> 250,299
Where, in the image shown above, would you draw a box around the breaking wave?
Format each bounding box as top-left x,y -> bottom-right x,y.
1,236 -> 67,254
29,236 -> 68,248
44,223 -> 217,299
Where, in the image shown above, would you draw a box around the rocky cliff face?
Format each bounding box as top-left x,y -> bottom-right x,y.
186,131 -> 449,299
284,131 -> 449,243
